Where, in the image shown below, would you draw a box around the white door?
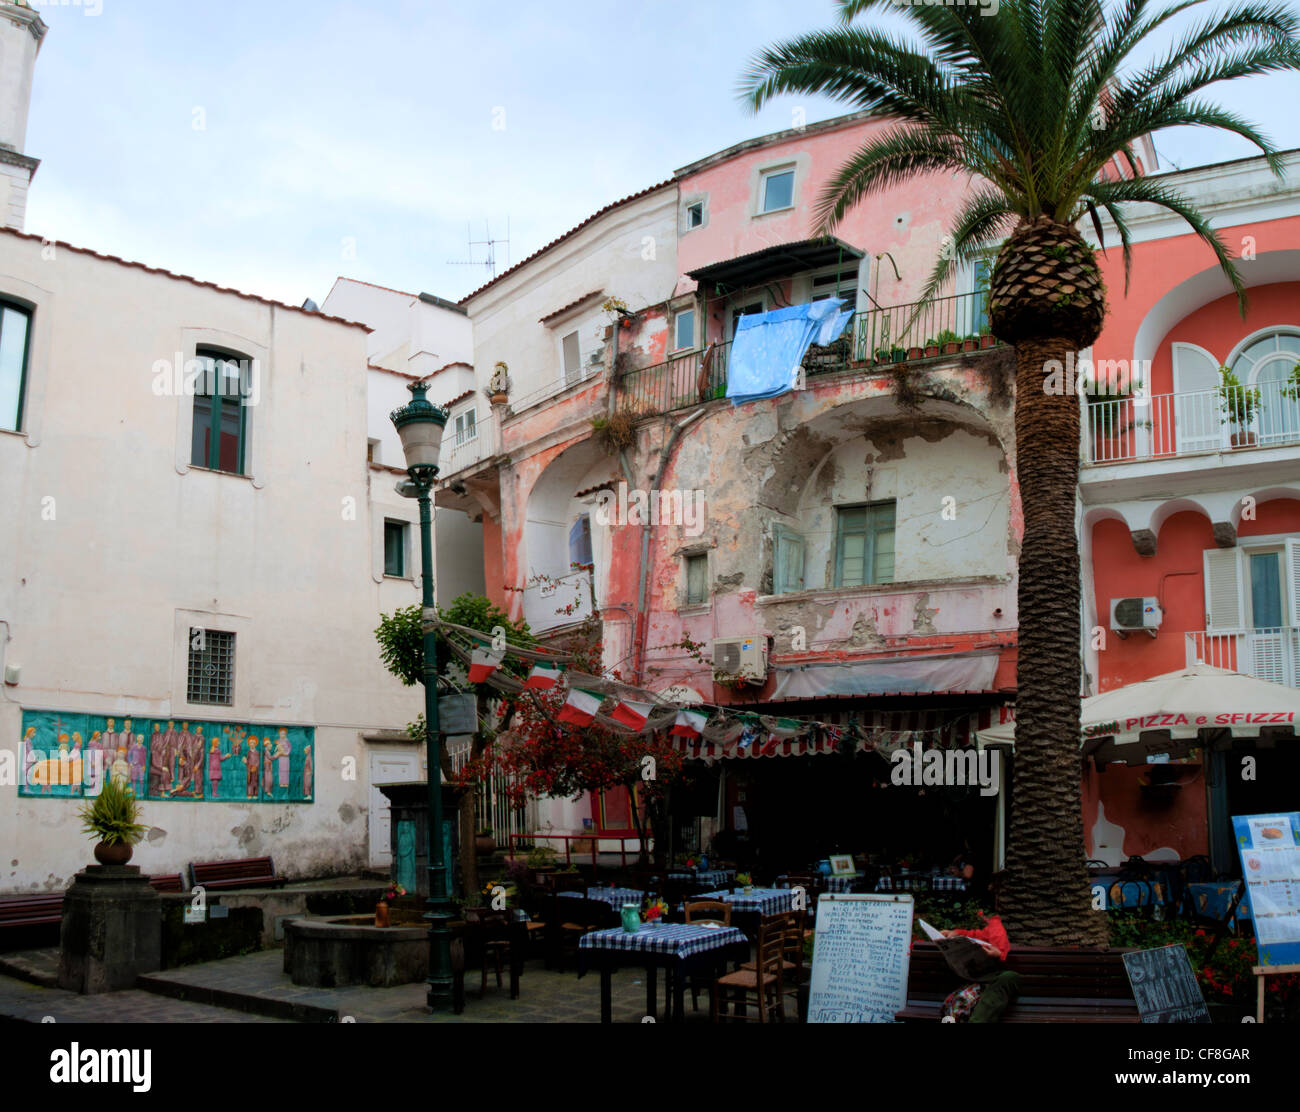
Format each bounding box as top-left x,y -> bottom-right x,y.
368,750 -> 421,868
1171,342 -> 1223,452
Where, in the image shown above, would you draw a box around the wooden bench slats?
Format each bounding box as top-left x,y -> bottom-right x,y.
189,856 -> 285,890
148,874 -> 184,892
0,894 -> 64,927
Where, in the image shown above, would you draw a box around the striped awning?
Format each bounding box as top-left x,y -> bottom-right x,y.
672,705 -> 1014,761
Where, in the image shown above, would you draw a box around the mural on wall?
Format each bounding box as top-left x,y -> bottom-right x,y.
18,709 -> 314,802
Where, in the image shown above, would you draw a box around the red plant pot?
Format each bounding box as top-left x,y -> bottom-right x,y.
980,334 -> 996,349
962,339 -> 979,352
942,343 -> 959,355
907,347 -> 923,360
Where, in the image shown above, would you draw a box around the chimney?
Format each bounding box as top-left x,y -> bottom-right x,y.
0,0 -> 47,230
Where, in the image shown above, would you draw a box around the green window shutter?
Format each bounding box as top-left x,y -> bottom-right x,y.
836,502 -> 896,586
868,502 -> 896,584
773,525 -> 805,595
973,257 -> 992,335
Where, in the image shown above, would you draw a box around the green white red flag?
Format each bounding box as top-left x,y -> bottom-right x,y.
670,709 -> 707,738
609,699 -> 654,731
468,649 -> 504,683
556,688 -> 603,726
524,662 -> 563,690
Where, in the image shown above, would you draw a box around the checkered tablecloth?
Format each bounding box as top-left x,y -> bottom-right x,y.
667,869 -> 736,888
557,887 -> 645,909
776,875 -> 855,893
579,922 -> 747,959
876,875 -> 968,892
695,888 -> 794,916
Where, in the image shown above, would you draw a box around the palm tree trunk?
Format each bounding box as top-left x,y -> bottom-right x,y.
1001,337 -> 1108,947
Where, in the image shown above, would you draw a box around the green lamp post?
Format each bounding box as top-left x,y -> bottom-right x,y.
389,379 -> 452,1011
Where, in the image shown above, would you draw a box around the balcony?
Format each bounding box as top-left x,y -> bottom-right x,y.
439,411 -> 496,477
522,567 -> 595,634
1086,382 -> 1300,464
620,290 -> 1000,417
1186,628 -> 1300,688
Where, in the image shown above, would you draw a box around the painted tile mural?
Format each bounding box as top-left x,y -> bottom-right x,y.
19,709 -> 314,802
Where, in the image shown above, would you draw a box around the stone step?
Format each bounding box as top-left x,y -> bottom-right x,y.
0,948 -> 60,989
136,966 -> 337,1022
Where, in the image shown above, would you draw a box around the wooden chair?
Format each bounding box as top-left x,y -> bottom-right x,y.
783,875 -> 822,933
462,907 -> 514,998
739,911 -> 805,1000
548,896 -> 617,972
683,900 -> 731,925
712,916 -> 786,1023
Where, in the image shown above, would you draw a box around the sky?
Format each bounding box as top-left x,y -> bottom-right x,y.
19,0 -> 1300,308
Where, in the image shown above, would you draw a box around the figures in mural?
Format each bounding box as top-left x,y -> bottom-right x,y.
207,737 -> 223,796
21,725 -> 37,790
246,739 -> 260,798
276,728 -> 291,792
187,725 -> 207,797
149,723 -> 173,795
111,747 -> 130,787
262,738 -> 274,796
302,744 -> 313,799
129,734 -> 147,795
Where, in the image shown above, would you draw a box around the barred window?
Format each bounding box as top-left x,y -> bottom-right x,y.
188,628 -> 235,705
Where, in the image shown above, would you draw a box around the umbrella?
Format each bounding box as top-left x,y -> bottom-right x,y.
976,663 -> 1300,765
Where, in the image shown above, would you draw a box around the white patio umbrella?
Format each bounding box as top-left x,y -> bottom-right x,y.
976,662 -> 1300,765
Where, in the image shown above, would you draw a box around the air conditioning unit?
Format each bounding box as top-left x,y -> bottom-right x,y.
1110,596 -> 1162,639
713,636 -> 768,681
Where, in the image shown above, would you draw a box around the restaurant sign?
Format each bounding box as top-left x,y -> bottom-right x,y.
1233,812 -> 1300,967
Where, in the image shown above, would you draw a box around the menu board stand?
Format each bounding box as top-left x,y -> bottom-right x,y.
806,893 -> 914,1023
1233,811 -> 1300,1021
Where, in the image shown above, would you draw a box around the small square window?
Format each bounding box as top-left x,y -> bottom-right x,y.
188,628 -> 235,706
761,169 -> 795,213
685,202 -> 703,229
674,309 -> 695,352
384,520 -> 407,577
685,553 -> 709,606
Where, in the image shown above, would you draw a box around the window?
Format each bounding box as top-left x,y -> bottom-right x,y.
190,348 -> 249,474
0,301 -> 32,433
454,409 -> 477,444
569,514 -> 593,569
1231,330 -> 1300,444
674,309 -> 695,352
835,502 -> 896,587
187,628 -> 235,706
760,168 -> 795,213
1204,541 -> 1300,686
561,330 -> 582,385
384,520 -> 408,577
685,553 -> 709,605
773,524 -> 805,595
367,438 -> 381,464
730,301 -> 765,340
685,201 -> 704,229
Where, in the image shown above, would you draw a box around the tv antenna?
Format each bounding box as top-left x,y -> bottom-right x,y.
447,219 -> 510,279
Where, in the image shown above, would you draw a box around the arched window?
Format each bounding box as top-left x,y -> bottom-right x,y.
0,300 -> 33,433
1230,329 -> 1300,444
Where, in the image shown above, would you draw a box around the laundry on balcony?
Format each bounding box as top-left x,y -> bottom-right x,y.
725,298 -> 851,405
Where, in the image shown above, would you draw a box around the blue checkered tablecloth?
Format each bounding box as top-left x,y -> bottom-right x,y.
557,887 -> 645,909
579,922 -> 747,959
695,888 -> 794,916
876,875 -> 968,892
776,875 -> 855,893
667,869 -> 736,888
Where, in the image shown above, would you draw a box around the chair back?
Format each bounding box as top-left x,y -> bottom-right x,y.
684,899 -> 731,925
753,916 -> 787,980
545,872 -> 587,895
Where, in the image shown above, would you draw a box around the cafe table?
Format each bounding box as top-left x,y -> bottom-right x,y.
558,886 -> 645,909
667,868 -> 736,889
876,874 -> 969,893
695,887 -> 795,916
578,922 -> 750,1022
776,874 -> 856,893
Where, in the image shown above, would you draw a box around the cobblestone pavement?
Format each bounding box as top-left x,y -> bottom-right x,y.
0,948 -> 727,1023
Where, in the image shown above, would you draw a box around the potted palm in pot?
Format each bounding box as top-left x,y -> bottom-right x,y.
78,777 -> 148,866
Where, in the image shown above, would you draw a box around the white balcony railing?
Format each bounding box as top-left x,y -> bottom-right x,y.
522,567 -> 595,634
1185,627 -> 1300,688
1087,381 -> 1300,464
439,411 -> 495,477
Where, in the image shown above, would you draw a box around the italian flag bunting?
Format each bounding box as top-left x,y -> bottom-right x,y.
556,688 -> 603,726
524,661 -> 563,690
670,709 -> 707,739
468,648 -> 504,683
609,699 -> 654,731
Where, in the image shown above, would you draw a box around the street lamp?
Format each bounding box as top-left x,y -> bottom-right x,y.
389,379 -> 452,1011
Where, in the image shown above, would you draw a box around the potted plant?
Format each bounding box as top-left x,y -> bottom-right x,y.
891,346 -> 908,363
907,344 -> 924,360
979,332 -> 997,349
642,897 -> 669,925
874,346 -> 891,366
525,845 -> 558,874
475,828 -> 496,855
937,329 -> 960,355
736,871 -> 754,894
923,336 -> 940,357
487,361 -> 510,404
1217,365 -> 1261,447
961,334 -> 980,352
77,776 -> 148,866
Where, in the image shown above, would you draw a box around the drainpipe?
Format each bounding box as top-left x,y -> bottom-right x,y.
634,406 -> 708,683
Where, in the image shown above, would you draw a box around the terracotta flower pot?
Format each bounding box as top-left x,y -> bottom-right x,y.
375,900 -> 390,928
942,342 -> 960,355
1230,430 -> 1257,448
93,841 -> 132,867
980,334 -> 996,349
962,339 -> 979,352
490,393 -> 508,404
907,347 -> 923,360
925,345 -> 939,357
475,833 -> 496,855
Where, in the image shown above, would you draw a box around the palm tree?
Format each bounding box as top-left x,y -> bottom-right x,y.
741,0 -> 1300,946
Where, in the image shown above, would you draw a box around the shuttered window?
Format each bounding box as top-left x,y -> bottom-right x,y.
1204,542 -> 1300,630
773,524 -> 805,595
836,502 -> 896,587
1204,549 -> 1245,630
685,553 -> 709,606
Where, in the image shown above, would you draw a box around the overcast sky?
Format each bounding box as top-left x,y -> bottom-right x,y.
21,0 -> 1300,308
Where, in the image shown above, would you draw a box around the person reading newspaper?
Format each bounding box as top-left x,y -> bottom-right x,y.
917,914 -> 1022,1022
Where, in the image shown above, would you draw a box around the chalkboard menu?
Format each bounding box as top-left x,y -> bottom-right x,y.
807,894 -> 914,1023
1122,944 -> 1211,1023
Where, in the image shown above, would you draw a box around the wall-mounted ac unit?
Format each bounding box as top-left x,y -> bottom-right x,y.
712,636 -> 767,681
1110,596 -> 1162,638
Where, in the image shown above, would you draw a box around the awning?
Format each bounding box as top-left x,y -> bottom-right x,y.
675,705 -> 1011,761
770,651 -> 1001,700
687,237 -> 863,292
975,663 -> 1300,765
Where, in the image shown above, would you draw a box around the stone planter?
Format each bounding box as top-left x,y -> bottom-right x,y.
283,915 -> 429,988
